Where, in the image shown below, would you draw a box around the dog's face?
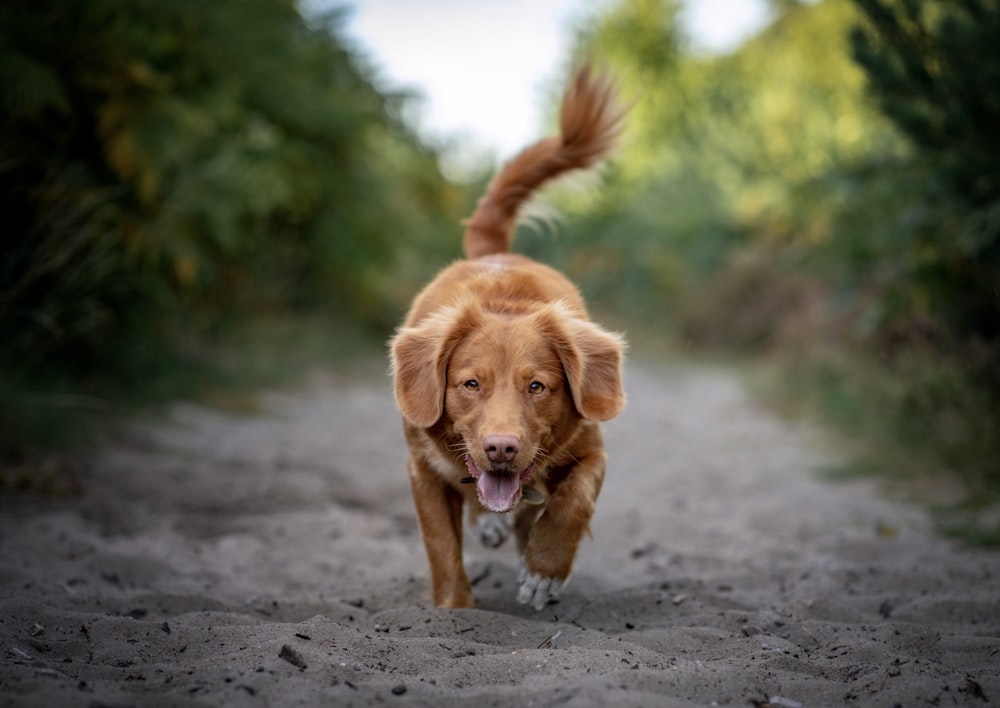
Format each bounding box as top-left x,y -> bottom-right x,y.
445,318 -> 574,512
392,299 -> 625,513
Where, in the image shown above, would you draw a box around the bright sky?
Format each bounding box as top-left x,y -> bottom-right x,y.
338,0 -> 772,174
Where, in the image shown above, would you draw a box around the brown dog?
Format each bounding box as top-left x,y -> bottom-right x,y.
390,65 -> 627,610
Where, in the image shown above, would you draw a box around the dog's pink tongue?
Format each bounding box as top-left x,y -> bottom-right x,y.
477,471 -> 520,513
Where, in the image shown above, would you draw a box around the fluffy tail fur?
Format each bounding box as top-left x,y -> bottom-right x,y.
462,64 -> 626,260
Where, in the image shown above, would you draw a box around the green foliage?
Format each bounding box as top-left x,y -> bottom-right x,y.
549,0 -> 899,328
850,0 -> 1000,339
0,0 -> 468,456
851,0 -> 1000,204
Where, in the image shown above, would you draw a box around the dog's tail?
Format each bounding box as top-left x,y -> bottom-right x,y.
462,64 -> 626,260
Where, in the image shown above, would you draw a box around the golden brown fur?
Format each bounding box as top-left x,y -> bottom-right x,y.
390,65 -> 627,610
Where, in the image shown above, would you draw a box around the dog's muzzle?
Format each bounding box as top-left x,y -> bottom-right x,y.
464,455 -> 537,513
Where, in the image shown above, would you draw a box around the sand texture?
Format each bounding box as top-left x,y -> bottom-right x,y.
2,362 -> 998,707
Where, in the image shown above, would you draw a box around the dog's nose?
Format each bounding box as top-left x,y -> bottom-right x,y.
483,435 -> 520,464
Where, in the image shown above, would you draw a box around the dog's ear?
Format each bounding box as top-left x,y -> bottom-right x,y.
390,302 -> 481,428
540,305 -> 626,422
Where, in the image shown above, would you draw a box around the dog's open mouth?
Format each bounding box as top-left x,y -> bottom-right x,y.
464,455 -> 537,513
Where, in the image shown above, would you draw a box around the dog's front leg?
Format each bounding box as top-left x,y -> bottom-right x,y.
518,451 -> 606,610
408,457 -> 473,608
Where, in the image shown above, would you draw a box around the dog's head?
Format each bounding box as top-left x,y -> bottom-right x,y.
390,299 -> 625,513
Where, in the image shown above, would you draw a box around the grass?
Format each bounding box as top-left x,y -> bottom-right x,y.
626,303 -> 1000,547
0,313 -> 390,491
747,344 -> 1000,547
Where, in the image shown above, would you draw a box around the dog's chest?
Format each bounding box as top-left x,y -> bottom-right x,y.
425,445 -> 462,481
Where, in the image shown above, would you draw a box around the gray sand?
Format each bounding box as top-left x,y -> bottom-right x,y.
2,361 -> 998,706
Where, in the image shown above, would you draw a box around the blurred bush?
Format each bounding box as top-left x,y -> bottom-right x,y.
0,0 -> 469,456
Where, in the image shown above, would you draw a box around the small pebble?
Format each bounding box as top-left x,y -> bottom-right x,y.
278,644 -> 307,670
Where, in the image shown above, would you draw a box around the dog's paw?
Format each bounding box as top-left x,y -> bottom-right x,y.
516,559 -> 563,611
475,513 -> 512,548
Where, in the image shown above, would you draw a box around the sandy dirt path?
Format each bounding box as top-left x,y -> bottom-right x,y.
1,359 -> 998,707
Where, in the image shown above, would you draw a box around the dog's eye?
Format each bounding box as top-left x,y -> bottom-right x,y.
528,381 -> 546,394
463,380 -> 480,391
